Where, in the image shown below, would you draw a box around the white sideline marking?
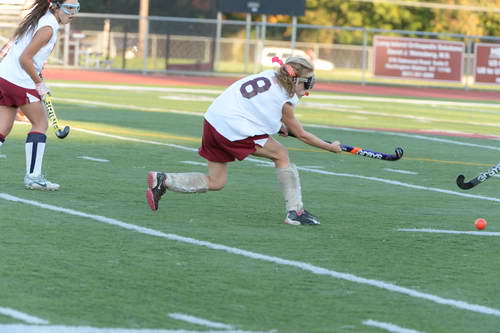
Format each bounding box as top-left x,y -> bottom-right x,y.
296,166 -> 500,203
56,98 -> 203,117
299,165 -> 324,169
160,95 -> 214,102
384,168 -> 418,175
399,228 -> 500,236
49,97 -> 500,151
1,193 -> 500,318
0,307 -> 48,324
362,319 -> 424,333
0,154 -> 6,158
77,156 -> 109,163
307,124 -> 500,151
49,83 -> 224,95
0,325 -> 269,333
304,103 -> 500,129
168,313 -> 234,329
49,82 -> 500,110
72,128 -> 500,204
181,161 -> 207,166
313,94 -> 500,110
74,128 -> 198,153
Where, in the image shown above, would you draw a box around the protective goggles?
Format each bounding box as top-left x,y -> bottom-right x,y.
60,3 -> 80,15
296,76 -> 315,90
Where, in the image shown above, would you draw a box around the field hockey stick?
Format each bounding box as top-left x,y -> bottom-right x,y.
456,162 -> 500,190
42,93 -> 70,139
284,132 -> 404,161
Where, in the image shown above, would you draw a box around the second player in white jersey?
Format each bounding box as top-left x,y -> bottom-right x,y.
0,0 -> 80,191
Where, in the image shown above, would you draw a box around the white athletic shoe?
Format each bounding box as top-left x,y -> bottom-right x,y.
24,174 -> 60,191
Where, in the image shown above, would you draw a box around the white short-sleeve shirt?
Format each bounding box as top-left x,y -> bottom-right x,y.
204,70 -> 299,142
0,11 -> 60,88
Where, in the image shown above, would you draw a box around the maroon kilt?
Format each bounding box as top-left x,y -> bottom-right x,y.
198,120 -> 269,163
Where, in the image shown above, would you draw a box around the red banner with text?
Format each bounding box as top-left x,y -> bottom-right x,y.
373,36 -> 464,82
474,43 -> 500,85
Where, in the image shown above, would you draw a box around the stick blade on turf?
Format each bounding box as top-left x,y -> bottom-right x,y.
456,174 -> 475,190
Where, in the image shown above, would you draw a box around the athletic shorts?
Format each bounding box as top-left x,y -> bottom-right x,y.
198,120 -> 269,163
0,77 -> 41,108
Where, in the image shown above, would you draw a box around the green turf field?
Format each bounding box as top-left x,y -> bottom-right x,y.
0,81 -> 499,333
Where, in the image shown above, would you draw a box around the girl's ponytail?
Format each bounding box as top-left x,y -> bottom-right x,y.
13,0 -> 51,40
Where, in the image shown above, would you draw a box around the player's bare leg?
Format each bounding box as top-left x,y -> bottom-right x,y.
253,137 -> 320,225
0,105 -> 17,150
146,162 -> 227,211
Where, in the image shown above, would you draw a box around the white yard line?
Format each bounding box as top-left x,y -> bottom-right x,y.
0,154 -> 6,158
44,96 -> 500,150
308,94 -> 500,110
384,168 -> 418,175
56,98 -> 203,117
298,165 -> 324,169
49,83 -> 224,95
362,319 -> 425,333
296,166 -> 500,203
71,127 -> 500,204
168,313 -> 234,329
73,128 -> 198,153
306,124 -> 500,151
0,307 -> 48,324
77,156 -> 110,163
1,192 -> 500,318
302,104 -> 500,129
181,161 -> 207,166
399,228 -> 500,236
48,82 -> 500,110
160,95 -> 214,102
0,325 -> 269,333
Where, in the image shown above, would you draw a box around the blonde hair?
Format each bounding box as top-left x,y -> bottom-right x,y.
275,56 -> 314,97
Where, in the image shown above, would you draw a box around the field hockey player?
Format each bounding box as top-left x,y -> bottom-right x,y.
0,0 -> 80,190
147,56 -> 342,225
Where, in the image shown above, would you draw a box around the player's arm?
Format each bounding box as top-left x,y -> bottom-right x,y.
19,26 -> 53,85
281,102 -> 341,153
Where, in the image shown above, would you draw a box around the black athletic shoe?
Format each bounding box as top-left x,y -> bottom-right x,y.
284,209 -> 321,225
146,171 -> 167,211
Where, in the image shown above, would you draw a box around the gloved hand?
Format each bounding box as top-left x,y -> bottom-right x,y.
35,82 -> 50,97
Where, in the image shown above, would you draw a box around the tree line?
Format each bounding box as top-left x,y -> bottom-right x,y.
81,0 -> 500,42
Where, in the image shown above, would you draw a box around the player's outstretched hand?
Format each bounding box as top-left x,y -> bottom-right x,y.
329,140 -> 342,153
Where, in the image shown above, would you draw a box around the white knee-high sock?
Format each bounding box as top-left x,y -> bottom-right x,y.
276,164 -> 303,212
165,173 -> 209,193
25,132 -> 46,177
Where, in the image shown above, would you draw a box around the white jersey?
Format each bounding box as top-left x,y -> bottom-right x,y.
205,70 -> 299,141
0,11 -> 59,89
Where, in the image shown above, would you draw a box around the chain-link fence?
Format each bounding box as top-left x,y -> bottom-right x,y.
4,12 -> 500,89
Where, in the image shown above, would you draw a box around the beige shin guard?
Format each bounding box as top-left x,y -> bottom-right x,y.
276,164 -> 303,212
165,172 -> 209,193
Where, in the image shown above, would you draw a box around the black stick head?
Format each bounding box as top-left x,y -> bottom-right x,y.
394,147 -> 404,160
386,147 -> 404,161
56,126 -> 70,139
456,174 -> 474,190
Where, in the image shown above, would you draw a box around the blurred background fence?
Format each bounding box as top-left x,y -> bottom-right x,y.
2,11 -> 500,89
